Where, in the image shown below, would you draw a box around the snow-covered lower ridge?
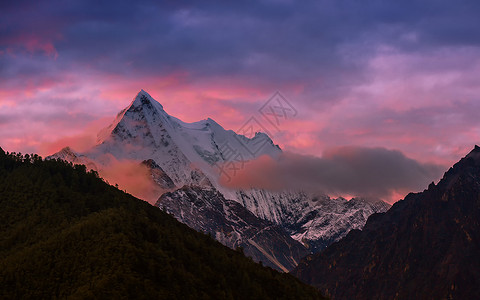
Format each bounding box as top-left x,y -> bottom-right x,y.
235,189 -> 391,252
48,89 -> 390,256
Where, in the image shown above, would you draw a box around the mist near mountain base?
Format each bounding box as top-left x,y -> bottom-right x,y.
220,146 -> 445,203
98,159 -> 165,204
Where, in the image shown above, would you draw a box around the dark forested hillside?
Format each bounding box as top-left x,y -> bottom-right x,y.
0,147 -> 324,300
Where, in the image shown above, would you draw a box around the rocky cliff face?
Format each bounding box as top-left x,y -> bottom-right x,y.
157,186 -> 308,272
141,159 -> 176,190
292,146 -> 480,300
237,190 -> 390,252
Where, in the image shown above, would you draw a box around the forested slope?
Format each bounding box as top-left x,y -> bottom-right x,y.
0,148 -> 324,300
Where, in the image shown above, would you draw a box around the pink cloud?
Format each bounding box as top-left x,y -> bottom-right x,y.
1,34 -> 58,58
37,116 -> 112,156
98,158 -> 165,205
2,42 -> 480,174
40,132 -> 96,155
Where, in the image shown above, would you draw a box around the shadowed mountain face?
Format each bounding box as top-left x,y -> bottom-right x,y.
157,186 -> 309,272
292,146 -> 480,300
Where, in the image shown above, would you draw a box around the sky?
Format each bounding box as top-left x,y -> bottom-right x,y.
1,0 -> 480,200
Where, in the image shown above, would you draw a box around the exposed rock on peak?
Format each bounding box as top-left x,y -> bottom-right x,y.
141,159 -> 176,190
156,185 -> 308,272
130,89 -> 164,112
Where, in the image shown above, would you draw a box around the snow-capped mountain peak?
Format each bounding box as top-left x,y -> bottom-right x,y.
74,89 -> 282,189
96,89 -> 167,145
49,89 -> 390,269
132,89 -> 164,110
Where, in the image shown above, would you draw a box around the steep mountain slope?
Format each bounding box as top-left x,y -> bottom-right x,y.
157,186 -> 308,271
0,148 -> 325,299
49,89 -> 389,266
236,190 -> 390,252
141,159 -> 176,189
292,146 -> 480,300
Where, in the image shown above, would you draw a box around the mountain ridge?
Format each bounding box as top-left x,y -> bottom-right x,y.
292,146 -> 480,299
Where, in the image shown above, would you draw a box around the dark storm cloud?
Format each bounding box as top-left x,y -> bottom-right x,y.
222,147 -> 445,200
2,0 -> 480,92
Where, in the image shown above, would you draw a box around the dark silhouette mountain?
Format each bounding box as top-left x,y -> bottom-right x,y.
0,147 -> 325,300
292,146 -> 480,300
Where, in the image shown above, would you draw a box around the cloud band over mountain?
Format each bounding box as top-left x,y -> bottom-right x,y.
221,146 -> 445,202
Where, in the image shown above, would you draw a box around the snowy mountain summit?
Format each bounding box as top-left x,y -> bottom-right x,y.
50,90 -> 390,270
96,89 -> 280,187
